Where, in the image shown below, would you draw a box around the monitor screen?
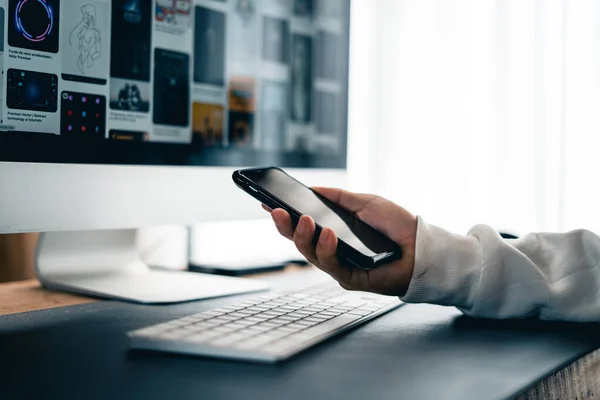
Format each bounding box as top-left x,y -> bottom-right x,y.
0,0 -> 350,168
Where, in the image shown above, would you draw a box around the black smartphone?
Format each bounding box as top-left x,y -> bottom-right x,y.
233,167 -> 403,270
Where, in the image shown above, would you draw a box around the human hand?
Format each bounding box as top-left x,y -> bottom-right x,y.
264,188 -> 417,297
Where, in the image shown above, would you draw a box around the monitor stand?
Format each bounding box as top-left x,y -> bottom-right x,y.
34,230 -> 269,304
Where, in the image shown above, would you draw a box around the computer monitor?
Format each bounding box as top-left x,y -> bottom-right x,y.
0,0 -> 351,303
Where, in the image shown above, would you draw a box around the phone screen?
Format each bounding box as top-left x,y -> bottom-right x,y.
242,168 -> 400,258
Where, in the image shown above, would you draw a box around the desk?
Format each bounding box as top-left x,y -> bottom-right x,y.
1,271 -> 600,400
0,280 -> 94,315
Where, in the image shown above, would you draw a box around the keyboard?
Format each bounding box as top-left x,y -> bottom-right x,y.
128,283 -> 402,363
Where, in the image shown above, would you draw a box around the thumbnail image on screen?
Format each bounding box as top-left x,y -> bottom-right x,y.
194,6 -> 225,86
61,0 -> 110,85
8,0 -> 60,54
153,48 -> 190,127
156,0 -> 192,27
61,90 -> 106,138
7,69 -> 58,112
193,102 -> 224,147
262,16 -> 289,65
110,0 -> 152,82
109,78 -> 150,112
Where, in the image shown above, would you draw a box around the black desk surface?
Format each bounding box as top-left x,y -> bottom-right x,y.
1,270 -> 600,400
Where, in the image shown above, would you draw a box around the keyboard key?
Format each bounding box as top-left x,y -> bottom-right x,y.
319,311 -> 343,317
245,307 -> 267,313
287,314 -> 361,341
266,299 -> 287,304
257,322 -> 281,329
191,320 -> 215,328
179,317 -> 200,323
224,322 -> 247,330
240,300 -> 262,305
243,316 -> 269,323
270,318 -> 292,325
200,319 -> 222,326
202,310 -> 226,316
317,301 -> 336,307
295,320 -> 320,327
218,315 -> 242,321
279,315 -> 302,322
293,300 -> 314,306
212,326 -> 239,334
286,312 -> 308,319
211,318 -> 233,324
268,330 -> 292,338
258,303 -> 278,309
213,308 -> 233,313
221,305 -> 245,311
235,320 -> 256,326
236,329 -> 261,337
237,310 -> 259,315
346,310 -> 371,317
264,319 -> 288,326
286,323 -> 309,331
275,325 -> 304,333
303,317 -> 327,324
282,305 -> 303,310
311,314 -> 334,320
295,310 -> 316,316
227,312 -> 250,318
302,307 -> 325,313
246,325 -> 272,332
330,306 -> 354,313
263,311 -> 286,317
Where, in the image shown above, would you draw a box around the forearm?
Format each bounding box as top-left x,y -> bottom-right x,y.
401,217 -> 600,322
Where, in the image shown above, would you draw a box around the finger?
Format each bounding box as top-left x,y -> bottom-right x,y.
293,215 -> 319,265
314,228 -> 372,291
271,209 -> 293,240
312,187 -> 378,213
262,204 -> 272,213
315,228 -> 352,284
338,281 -> 354,291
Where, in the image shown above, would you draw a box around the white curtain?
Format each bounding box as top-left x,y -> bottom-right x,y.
347,0 -> 600,235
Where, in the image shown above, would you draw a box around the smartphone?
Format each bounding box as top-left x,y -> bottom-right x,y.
233,167 -> 403,270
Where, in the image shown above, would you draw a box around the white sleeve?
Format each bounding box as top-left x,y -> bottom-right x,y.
400,216 -> 600,321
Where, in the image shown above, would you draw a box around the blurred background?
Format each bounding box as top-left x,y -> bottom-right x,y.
3,0 -> 600,280
348,0 -> 599,235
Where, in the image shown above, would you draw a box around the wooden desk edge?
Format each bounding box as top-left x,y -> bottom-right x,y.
0,280 -> 94,316
0,264 -> 311,316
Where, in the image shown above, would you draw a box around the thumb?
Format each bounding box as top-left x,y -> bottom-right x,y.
312,187 -> 378,213
313,187 -> 415,245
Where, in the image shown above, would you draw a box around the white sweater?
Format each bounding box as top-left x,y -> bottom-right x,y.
401,217 -> 600,322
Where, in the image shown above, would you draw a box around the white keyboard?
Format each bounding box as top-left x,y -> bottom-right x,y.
128,283 -> 402,363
